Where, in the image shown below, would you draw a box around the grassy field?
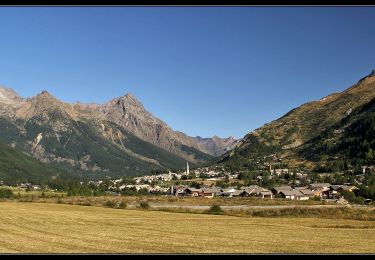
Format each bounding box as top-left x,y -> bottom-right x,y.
0,202 -> 374,253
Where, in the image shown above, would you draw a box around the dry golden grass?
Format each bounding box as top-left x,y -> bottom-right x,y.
51,195 -> 330,207
0,202 -> 374,253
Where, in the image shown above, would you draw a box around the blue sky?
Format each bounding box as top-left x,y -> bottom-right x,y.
0,7 -> 374,139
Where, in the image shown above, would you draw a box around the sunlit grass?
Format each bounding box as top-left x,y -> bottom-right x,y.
0,202 -> 374,253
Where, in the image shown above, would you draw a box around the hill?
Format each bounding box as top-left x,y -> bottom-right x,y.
219,69 -> 375,170
298,95 -> 375,170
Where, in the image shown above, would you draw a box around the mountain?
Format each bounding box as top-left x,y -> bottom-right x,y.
0,141 -> 72,185
193,136 -> 238,157
219,69 -> 375,170
298,94 -> 375,170
97,93 -> 236,160
0,88 -> 200,178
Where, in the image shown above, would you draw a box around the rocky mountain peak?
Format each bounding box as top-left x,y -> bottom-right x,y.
358,69 -> 375,82
105,92 -> 143,109
37,90 -> 55,99
124,92 -> 135,99
0,86 -> 23,105
122,92 -> 143,107
226,136 -> 236,141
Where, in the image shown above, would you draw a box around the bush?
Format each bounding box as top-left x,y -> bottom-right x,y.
118,201 -> 127,209
341,190 -> 356,202
207,205 -> 223,215
351,196 -> 364,205
311,196 -> 321,201
104,200 -> 117,208
57,198 -> 65,204
0,188 -> 14,199
139,201 -> 150,210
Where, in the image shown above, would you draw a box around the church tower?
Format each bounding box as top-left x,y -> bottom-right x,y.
186,161 -> 190,175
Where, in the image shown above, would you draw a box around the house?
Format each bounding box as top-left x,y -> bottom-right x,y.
279,190 -> 297,200
18,183 -> 41,190
222,188 -> 237,193
309,183 -> 331,197
19,183 -> 31,189
272,186 -> 293,196
201,188 -> 217,198
173,185 -> 188,196
330,185 -> 358,193
328,185 -> 358,199
210,187 -> 223,197
298,189 -> 315,198
309,183 -> 331,190
257,191 -> 273,199
314,188 -> 325,197
185,188 -> 201,197
238,186 -> 258,197
239,185 -> 273,199
232,190 -> 246,197
32,185 -> 41,190
279,189 -> 309,200
219,188 -> 237,197
149,186 -> 169,194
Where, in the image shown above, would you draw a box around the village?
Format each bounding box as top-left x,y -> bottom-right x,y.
65,161 -> 373,204
6,161 -> 373,204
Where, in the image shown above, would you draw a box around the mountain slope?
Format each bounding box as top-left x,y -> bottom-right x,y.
193,136 -> 238,157
0,141 -> 71,185
0,89 -> 197,177
219,69 -> 375,169
99,94 -> 235,160
298,95 -> 375,169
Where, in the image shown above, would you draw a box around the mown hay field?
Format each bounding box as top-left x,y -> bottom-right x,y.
0,202 -> 374,253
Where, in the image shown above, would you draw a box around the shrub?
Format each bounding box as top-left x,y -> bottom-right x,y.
207,205 -> 223,215
0,188 -> 14,199
139,201 -> 150,210
104,200 -> 117,208
351,196 -> 364,205
57,198 -> 65,204
311,196 -> 321,201
118,201 -> 127,209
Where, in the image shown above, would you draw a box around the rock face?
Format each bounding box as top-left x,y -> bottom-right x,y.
0,88 -> 196,176
98,93 -> 237,160
99,93 -> 168,146
0,85 -> 235,176
0,86 -> 22,105
193,136 -> 238,157
0,86 -> 24,117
